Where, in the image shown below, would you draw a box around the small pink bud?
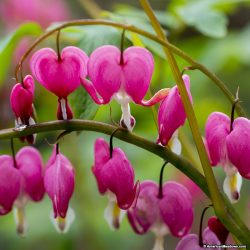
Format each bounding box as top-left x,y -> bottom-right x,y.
157,74 -> 192,146
16,146 -> 45,202
30,46 -> 88,120
0,156 -> 21,215
10,75 -> 36,144
44,147 -> 75,219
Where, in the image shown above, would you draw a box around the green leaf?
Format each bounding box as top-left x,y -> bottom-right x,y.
69,87 -> 99,120
176,0 -> 229,38
0,22 -> 43,84
77,26 -> 122,55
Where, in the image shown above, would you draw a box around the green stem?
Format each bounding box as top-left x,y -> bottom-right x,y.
14,19 -> 246,117
140,0 -> 222,204
139,0 -> 249,245
0,119 -> 249,244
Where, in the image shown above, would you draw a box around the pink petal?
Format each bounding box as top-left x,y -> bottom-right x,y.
203,227 -> 221,248
127,181 -> 159,234
205,112 -> 230,166
226,117 -> 250,179
157,75 -> 192,146
44,152 -> 75,218
87,45 -> 122,103
92,138 -> 110,194
30,46 -> 88,98
101,147 -> 138,209
140,88 -> 170,106
175,234 -> 203,250
122,46 -> 154,104
175,229 -> 220,250
0,156 -> 21,215
80,78 -> 105,104
159,181 -> 193,237
10,75 -> 34,119
16,146 -> 44,201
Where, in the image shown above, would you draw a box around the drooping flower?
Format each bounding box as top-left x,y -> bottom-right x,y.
127,180 -> 194,250
157,74 -> 192,154
0,146 -> 44,235
0,156 -> 21,215
176,216 -> 229,250
44,146 -> 75,233
92,138 -> 139,230
10,75 -> 36,144
81,45 -> 169,131
205,112 -> 250,203
30,46 -> 88,120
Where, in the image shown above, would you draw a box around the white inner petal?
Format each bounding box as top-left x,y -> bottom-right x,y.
28,117 -> 36,126
13,206 -> 27,236
60,98 -> 68,120
152,235 -> 165,250
104,191 -> 126,230
169,131 -> 182,155
50,207 -> 75,234
151,220 -> 169,250
113,88 -> 134,131
223,171 -> 242,203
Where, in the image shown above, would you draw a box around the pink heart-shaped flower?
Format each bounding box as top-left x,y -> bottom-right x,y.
30,46 -> 88,98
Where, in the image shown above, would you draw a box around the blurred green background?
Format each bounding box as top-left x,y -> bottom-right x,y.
0,0 -> 250,249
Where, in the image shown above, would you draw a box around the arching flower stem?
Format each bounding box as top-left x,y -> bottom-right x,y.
157,161 -> 168,199
13,20 -> 246,117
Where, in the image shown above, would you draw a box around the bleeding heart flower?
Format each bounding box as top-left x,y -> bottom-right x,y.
10,75 -> 36,144
205,112 -> 250,203
44,146 -> 75,233
127,180 -> 193,250
30,46 -> 88,120
0,146 -> 44,235
81,45 -> 169,131
0,156 -> 21,215
92,138 -> 139,230
157,74 -> 192,154
176,216 -> 229,250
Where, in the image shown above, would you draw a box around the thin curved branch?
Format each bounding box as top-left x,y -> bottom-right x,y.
14,19 -> 246,117
1,119 -> 208,195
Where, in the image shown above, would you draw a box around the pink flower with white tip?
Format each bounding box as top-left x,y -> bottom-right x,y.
0,146 -> 44,235
157,74 -> 192,154
10,75 -> 36,144
92,138 -> 139,230
205,112 -> 250,203
127,180 -> 194,250
30,46 -> 88,120
81,45 -> 169,131
44,145 -> 75,233
176,216 -> 229,250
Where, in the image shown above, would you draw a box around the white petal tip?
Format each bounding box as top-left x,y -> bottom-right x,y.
50,207 -> 75,234
104,195 -> 126,231
223,172 -> 242,203
169,133 -> 182,155
14,207 -> 28,237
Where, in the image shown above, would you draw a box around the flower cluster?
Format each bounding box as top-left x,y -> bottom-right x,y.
0,145 -> 75,235
1,37 -> 249,250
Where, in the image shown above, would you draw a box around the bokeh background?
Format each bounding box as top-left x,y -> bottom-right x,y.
0,0 -> 250,249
